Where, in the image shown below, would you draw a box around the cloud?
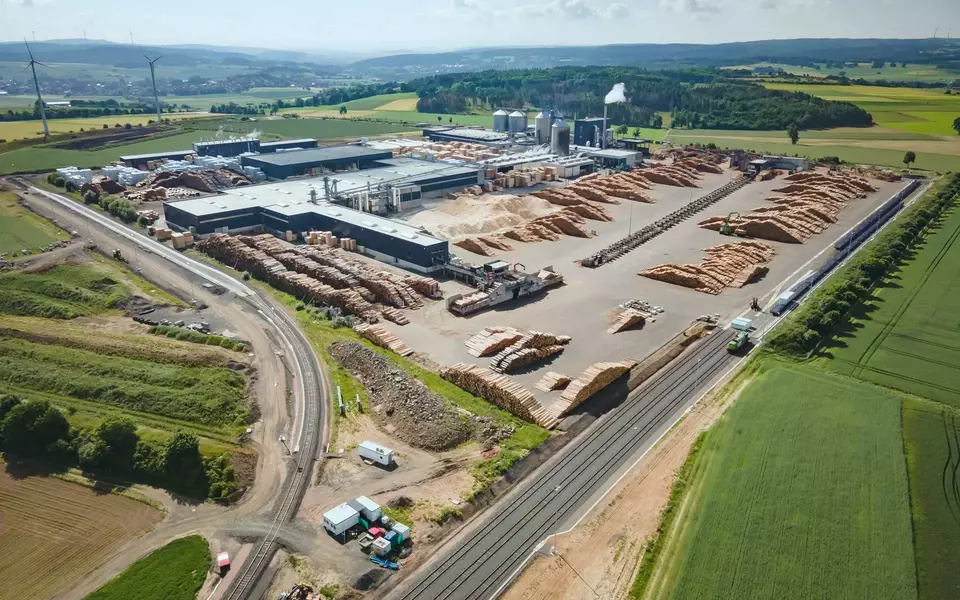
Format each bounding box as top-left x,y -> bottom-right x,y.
758,0 -> 826,7
659,0 -> 722,14
517,0 -> 630,19
452,0 -> 482,8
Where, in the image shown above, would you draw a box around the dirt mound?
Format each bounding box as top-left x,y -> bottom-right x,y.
639,241 -> 776,294
329,341 -> 473,451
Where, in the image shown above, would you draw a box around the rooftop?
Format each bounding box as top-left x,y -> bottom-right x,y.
423,127 -> 510,142
324,503 -> 359,524
260,138 -> 317,147
119,149 -> 192,161
242,145 -> 389,167
571,145 -> 641,159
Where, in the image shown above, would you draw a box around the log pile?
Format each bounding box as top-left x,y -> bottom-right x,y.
638,241 -> 776,294
354,324 -> 414,357
608,309 -> 647,333
464,327 -> 524,357
535,372 -> 571,392
454,236 -> 513,257
698,172 -> 876,243
502,209 -> 593,242
552,360 -> 637,416
489,331 -> 572,374
381,307 -> 410,325
440,363 -> 557,428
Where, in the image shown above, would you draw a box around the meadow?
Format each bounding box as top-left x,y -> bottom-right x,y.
85,535 -> 211,600
0,190 -> 70,255
0,467 -> 162,600
902,397 -> 960,600
726,62 -> 960,83
0,112 -> 207,141
820,205 -> 960,408
647,366 -> 916,600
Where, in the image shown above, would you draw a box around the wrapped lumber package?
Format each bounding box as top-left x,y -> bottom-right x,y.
535,372 -> 571,392
440,363 -> 557,428
553,360 -> 637,416
354,324 -> 414,357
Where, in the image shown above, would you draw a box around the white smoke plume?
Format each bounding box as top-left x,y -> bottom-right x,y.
604,83 -> 626,104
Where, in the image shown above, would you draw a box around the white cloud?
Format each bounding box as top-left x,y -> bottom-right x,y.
517,0 -> 630,19
659,0 -> 722,14
452,0 -> 482,9
604,2 -> 631,18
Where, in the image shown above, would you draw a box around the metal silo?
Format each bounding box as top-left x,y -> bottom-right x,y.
535,111 -> 553,144
551,119 -> 570,156
508,110 -> 527,133
493,109 -> 509,132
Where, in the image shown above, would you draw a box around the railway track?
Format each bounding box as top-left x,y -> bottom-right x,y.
393,329 -> 738,600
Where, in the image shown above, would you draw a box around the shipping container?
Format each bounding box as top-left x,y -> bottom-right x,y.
322,503 -> 360,537
358,441 -> 394,466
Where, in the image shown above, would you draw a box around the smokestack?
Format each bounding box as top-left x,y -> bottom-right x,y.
602,83 -> 626,150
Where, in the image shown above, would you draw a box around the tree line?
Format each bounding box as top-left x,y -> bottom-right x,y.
0,101 -> 172,123
0,394 -> 238,500
405,67 -> 873,130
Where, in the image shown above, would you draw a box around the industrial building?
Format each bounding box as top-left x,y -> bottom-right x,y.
119,138 -> 319,168
423,127 -> 510,144
120,149 -> 196,168
573,118 -> 611,148
240,146 -> 393,179
570,145 -> 643,168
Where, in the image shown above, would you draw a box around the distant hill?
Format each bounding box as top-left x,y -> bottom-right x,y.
350,38 -> 960,79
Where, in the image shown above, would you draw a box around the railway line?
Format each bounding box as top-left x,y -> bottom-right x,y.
392,329 -> 739,600
15,180 -> 327,600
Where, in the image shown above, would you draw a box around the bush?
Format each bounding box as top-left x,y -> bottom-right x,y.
65,181 -> 78,193
767,174 -> 960,357
83,189 -> 100,204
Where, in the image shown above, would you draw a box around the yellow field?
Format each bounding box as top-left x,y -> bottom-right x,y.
375,97 -> 420,111
0,112 -> 208,141
0,469 -> 162,599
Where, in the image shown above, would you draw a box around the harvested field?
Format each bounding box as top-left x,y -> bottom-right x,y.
328,341 -> 508,450
638,241 -> 776,294
0,469 -> 162,600
698,172 -> 877,243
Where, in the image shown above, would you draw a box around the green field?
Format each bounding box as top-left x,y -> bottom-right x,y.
85,535 -> 211,600
727,62 -> 960,83
0,191 -> 70,255
820,205 -> 960,407
902,397 -> 960,600
648,366 -> 915,600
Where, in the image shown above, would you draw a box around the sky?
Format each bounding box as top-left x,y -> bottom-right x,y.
2,0 -> 959,55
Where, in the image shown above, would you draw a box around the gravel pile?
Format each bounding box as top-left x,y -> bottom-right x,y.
329,342 -> 515,451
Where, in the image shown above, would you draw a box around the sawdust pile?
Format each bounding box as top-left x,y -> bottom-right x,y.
406,194 -> 558,239
698,172 -> 877,243
638,241 -> 776,294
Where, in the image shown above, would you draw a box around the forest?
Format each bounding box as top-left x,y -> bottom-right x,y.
408,67 -> 873,130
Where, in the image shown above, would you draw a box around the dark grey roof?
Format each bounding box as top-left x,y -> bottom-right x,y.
120,149 -> 192,161
243,146 -> 390,167
260,138 -> 317,147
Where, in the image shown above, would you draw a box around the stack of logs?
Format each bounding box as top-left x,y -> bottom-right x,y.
552,360 -> 638,417
698,173 -> 877,243
639,241 -> 776,294
354,324 -> 414,357
608,309 -> 648,334
464,327 -> 525,357
488,331 -> 572,373
440,363 -> 557,428
535,371 -> 571,392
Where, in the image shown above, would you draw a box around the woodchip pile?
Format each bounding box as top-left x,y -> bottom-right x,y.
552,360 -> 637,416
440,363 -> 558,428
535,372 -> 571,392
636,161 -> 704,187
464,327 -> 525,357
502,209 -> 595,242
639,241 -> 776,294
453,236 -> 515,257
353,323 -> 414,357
698,172 -> 877,243
759,169 -> 782,181
488,331 -> 572,374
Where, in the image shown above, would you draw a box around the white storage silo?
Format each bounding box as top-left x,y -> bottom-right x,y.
508,110 -> 527,133
535,111 -> 553,145
551,119 -> 570,156
493,109 -> 509,132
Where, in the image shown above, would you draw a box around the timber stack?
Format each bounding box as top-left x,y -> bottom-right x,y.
535,372 -> 571,392
440,363 -> 557,429
552,360 -> 637,417
354,324 -> 414,357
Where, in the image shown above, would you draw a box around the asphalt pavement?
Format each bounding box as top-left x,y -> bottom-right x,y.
392,329 -> 739,600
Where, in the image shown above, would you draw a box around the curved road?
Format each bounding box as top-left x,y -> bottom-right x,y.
17,180 -> 328,600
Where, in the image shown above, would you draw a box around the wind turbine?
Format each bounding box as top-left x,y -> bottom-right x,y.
24,40 -> 49,139
142,52 -> 163,124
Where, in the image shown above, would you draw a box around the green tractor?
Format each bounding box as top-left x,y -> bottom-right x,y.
719,212 -> 741,236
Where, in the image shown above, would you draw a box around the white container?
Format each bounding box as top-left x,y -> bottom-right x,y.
322,503 -> 359,536
731,317 -> 753,332
391,522 -> 410,542
358,441 -> 394,466
354,496 -> 382,522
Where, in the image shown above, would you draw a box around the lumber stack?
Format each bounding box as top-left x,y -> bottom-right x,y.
464,327 -> 524,357
440,363 -> 557,428
608,309 -> 647,333
489,331 -> 572,374
354,324 -> 414,357
535,372 -> 571,392
638,241 -> 776,294
381,307 -> 410,326
552,360 -> 637,417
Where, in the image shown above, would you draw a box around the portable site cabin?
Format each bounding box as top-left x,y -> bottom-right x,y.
216,552 -> 230,575
358,441 -> 394,466
355,496 -> 382,522
323,503 -> 360,537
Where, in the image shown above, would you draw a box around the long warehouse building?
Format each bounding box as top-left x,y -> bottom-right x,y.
163,158 -> 480,272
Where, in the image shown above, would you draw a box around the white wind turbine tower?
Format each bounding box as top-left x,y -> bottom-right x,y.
23,40 -> 50,139
142,52 -> 164,124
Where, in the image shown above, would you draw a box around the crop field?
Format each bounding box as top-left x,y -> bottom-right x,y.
649,366 -> 916,600
0,468 -> 162,600
0,60 -> 257,84
0,112 -> 207,141
0,191 -> 70,255
727,62 -> 960,83
0,262 -> 130,318
85,535 -> 211,600
821,205 -> 960,408
902,397 -> 960,600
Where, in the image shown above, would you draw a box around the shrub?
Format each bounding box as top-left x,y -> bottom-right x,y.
83,190 -> 100,204
65,181 -> 79,193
